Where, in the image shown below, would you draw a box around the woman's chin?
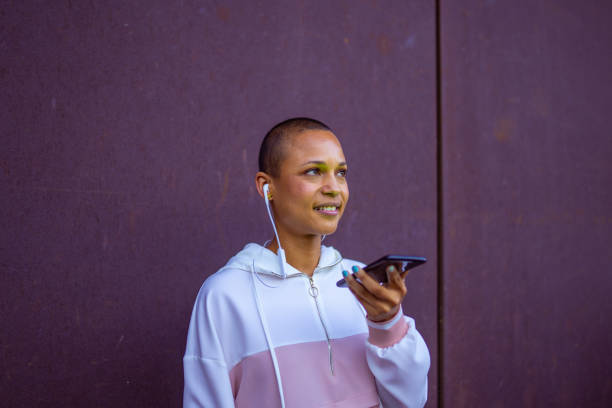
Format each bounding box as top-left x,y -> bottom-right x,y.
316,222 -> 340,235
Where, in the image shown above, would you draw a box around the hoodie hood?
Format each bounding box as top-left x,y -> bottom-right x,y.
225,242 -> 343,278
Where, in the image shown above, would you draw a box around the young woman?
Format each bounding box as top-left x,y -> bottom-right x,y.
183,118 -> 430,407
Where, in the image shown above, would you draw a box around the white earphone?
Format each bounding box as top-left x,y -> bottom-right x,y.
263,183 -> 270,199
262,183 -> 287,278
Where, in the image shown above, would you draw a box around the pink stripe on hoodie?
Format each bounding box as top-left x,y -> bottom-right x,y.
230,334 -> 380,407
367,308 -> 410,348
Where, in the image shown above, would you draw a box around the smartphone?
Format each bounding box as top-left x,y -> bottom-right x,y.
336,255 -> 427,287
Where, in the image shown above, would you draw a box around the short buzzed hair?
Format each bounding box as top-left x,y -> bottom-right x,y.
258,117 -> 332,177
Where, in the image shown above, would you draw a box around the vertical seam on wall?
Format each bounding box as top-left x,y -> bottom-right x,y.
435,0 -> 444,407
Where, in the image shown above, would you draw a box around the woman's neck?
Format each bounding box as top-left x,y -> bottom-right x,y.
266,233 -> 322,277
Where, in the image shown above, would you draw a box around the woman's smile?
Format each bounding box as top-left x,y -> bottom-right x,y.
313,202 -> 342,216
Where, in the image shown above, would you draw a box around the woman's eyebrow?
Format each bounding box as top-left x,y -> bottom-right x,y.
301,160 -> 347,167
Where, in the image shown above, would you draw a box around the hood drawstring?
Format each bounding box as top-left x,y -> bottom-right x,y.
252,245 -> 281,288
251,259 -> 286,408
263,184 -> 288,279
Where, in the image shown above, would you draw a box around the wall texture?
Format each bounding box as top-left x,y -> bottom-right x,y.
441,1 -> 612,406
1,1 -> 437,406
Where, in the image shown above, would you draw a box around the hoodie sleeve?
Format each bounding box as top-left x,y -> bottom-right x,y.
364,308 -> 430,408
183,288 -> 235,408
183,356 -> 234,407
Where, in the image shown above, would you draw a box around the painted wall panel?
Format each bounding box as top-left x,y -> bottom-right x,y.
1,1 -> 437,406
441,1 -> 612,406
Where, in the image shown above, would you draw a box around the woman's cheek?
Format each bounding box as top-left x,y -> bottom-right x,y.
291,182 -> 315,199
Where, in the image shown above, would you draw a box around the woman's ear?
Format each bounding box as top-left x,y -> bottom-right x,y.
255,172 -> 273,200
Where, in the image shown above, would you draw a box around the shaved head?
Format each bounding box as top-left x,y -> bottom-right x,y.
258,117 -> 332,177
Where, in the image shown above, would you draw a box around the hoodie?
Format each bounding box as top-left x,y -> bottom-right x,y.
183,243 -> 430,407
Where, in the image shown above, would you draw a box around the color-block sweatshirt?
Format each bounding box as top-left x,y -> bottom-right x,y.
183,243 -> 430,407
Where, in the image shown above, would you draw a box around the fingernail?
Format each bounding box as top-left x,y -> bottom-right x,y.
387,265 -> 396,273
342,270 -> 348,277
351,265 -> 359,273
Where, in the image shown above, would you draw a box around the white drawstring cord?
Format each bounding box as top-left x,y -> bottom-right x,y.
251,259 -> 286,408
253,246 -> 281,288
253,266 -> 280,288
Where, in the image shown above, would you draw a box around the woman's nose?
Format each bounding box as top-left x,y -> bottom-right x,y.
321,174 -> 340,195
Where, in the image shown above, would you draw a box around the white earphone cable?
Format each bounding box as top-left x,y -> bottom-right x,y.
263,184 -> 287,278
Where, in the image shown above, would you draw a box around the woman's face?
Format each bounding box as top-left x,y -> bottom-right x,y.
270,129 -> 349,237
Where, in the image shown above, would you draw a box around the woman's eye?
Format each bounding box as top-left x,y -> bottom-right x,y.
337,169 -> 347,178
305,168 -> 320,175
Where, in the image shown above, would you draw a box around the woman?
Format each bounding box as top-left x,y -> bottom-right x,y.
183,118 -> 430,407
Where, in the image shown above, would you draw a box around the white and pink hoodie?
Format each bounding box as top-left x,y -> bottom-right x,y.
183,243 -> 430,407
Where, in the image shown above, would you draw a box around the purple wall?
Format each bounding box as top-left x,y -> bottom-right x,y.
441,1 -> 612,406
1,1 -> 437,406
2,1 -> 611,407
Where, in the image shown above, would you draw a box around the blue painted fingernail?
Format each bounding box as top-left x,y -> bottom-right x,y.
387,265 -> 396,272
342,270 -> 348,277
352,265 -> 359,273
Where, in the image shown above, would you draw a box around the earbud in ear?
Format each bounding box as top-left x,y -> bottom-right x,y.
263,183 -> 272,200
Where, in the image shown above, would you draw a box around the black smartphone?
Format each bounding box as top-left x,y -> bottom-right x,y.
336,255 -> 427,287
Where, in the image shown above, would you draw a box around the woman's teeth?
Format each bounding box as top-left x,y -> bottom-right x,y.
317,206 -> 337,211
